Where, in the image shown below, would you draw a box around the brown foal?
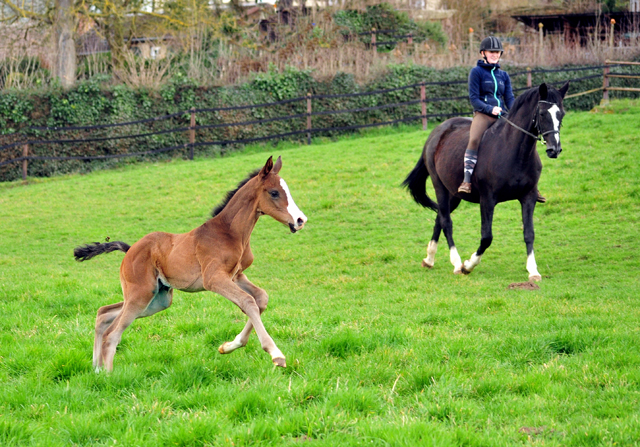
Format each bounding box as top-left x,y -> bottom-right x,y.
74,156 -> 307,371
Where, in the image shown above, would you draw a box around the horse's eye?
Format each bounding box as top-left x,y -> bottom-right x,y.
269,190 -> 280,199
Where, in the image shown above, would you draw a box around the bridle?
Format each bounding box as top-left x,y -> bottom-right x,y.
500,100 -> 560,145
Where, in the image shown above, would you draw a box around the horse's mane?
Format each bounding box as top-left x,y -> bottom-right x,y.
211,169 -> 261,217
508,86 -> 539,114
508,84 -> 564,116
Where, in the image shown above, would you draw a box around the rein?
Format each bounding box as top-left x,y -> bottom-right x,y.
499,100 -> 559,146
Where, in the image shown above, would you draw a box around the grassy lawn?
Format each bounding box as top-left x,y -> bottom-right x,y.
1,100 -> 639,446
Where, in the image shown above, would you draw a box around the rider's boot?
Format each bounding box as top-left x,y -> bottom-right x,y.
536,190 -> 547,203
458,148 -> 477,194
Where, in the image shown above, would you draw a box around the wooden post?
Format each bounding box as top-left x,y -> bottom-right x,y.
602,61 -> 610,104
371,28 -> 376,55
189,107 -> 195,160
22,144 -> 28,181
468,28 -> 474,61
306,93 -> 312,145
538,22 -> 544,64
420,83 -> 427,131
527,67 -> 532,88
609,18 -> 616,50
408,33 -> 413,45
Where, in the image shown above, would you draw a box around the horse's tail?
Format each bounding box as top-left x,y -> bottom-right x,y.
74,241 -> 131,262
402,156 -> 439,213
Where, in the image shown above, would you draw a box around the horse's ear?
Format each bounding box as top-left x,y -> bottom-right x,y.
272,156 -> 282,175
558,81 -> 570,98
539,83 -> 548,100
260,156 -> 274,178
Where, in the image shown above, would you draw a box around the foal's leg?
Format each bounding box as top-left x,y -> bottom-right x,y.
100,278 -> 172,372
94,302 -> 124,369
462,198 -> 496,274
520,193 -> 541,281
422,196 -> 461,269
218,273 -> 268,355
205,274 -> 285,367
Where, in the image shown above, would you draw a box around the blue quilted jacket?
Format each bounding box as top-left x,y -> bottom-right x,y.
468,60 -> 515,116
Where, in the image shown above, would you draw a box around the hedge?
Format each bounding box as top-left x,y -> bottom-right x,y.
1,63 -> 639,182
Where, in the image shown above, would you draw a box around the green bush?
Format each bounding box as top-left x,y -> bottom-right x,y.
1,62 -> 638,182
334,3 -> 447,49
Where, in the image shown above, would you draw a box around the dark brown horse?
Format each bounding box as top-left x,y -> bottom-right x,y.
403,83 -> 569,281
74,156 -> 307,371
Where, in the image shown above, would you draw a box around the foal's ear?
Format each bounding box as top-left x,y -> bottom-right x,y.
539,83 -> 548,100
272,156 -> 282,175
260,156 -> 274,178
558,81 -> 570,98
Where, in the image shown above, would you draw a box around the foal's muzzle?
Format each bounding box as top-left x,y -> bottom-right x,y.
289,217 -> 307,233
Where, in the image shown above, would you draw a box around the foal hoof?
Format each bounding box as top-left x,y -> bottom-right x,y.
422,259 -> 433,269
218,342 -> 236,354
272,357 -> 286,368
529,275 -> 542,282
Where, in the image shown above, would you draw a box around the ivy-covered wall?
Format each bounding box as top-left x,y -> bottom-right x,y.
1,63 -> 638,182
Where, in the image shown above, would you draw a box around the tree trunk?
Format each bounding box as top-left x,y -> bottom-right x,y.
54,0 -> 77,89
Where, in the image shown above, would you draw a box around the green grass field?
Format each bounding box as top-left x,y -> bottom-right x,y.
1,100 -> 639,446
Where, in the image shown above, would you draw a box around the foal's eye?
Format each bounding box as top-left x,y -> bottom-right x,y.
269,190 -> 280,199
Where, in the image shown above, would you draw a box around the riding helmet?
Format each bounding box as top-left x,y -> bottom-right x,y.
479,36 -> 503,53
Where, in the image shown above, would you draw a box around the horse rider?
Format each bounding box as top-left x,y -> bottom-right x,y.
458,36 -> 546,203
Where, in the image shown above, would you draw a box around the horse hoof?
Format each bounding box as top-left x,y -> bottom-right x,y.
453,268 -> 462,275
272,357 -> 286,368
529,275 -> 542,282
460,266 -> 471,275
422,259 -> 433,269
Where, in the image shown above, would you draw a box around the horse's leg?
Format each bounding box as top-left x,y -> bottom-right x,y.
422,219 -> 441,269
521,194 -> 541,281
462,198 -> 496,274
432,180 -> 463,274
100,276 -> 172,372
422,196 -> 461,269
218,273 -> 268,354
205,274 -> 285,367
93,302 -> 123,369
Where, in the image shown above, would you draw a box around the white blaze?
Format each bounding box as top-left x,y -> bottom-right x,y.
548,104 -> 561,144
280,178 -> 307,226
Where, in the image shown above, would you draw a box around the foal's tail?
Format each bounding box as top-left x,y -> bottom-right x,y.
402,156 -> 439,213
74,241 -> 131,262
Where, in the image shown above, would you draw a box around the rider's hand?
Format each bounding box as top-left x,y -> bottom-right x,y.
491,106 -> 502,116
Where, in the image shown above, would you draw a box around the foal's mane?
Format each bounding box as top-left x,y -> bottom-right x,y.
211,169 -> 261,217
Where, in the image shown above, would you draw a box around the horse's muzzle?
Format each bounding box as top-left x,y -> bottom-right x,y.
546,145 -> 562,158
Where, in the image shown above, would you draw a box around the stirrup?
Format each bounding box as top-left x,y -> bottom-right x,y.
458,182 -> 472,194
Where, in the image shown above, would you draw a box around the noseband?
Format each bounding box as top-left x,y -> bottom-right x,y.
500,100 -> 560,145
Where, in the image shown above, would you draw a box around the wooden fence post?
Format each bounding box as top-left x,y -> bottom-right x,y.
420,82 -> 427,131
22,144 -> 28,181
408,33 -> 413,45
526,67 -> 532,88
602,61 -> 610,104
609,19 -> 616,50
538,22 -> 544,64
371,28 -> 376,55
306,93 -> 312,145
189,107 -> 196,160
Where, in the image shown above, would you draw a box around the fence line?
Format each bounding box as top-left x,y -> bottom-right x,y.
1,62 -> 638,181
